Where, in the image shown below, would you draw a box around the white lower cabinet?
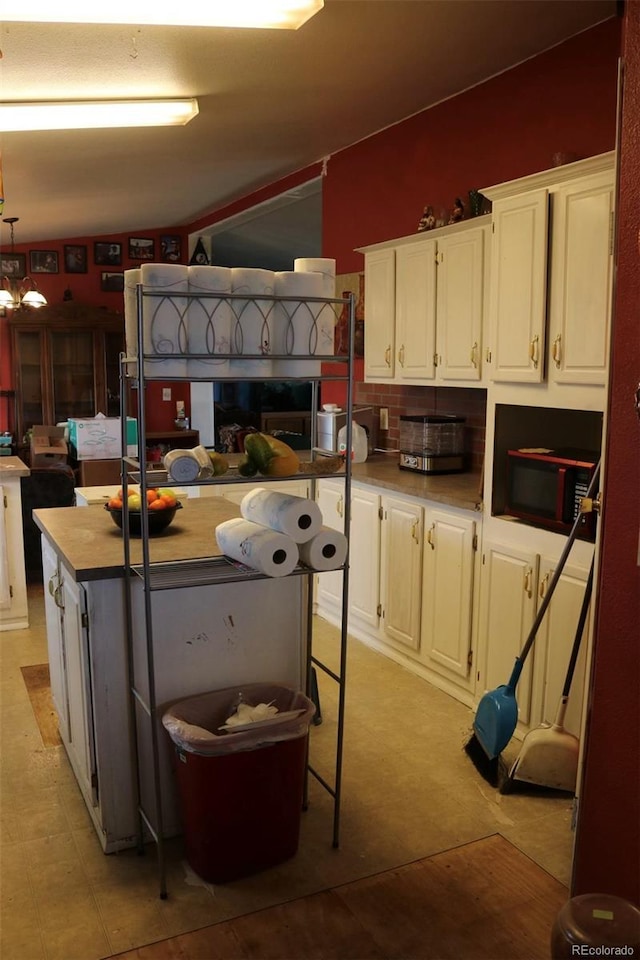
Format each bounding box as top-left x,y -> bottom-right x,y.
316,481 -> 479,705
419,507 -> 477,683
476,537 -> 592,738
316,480 -> 381,628
0,477 -> 29,631
41,537 -> 98,808
380,495 -> 423,651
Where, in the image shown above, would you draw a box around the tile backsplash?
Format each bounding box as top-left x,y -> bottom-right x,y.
355,383 -> 486,471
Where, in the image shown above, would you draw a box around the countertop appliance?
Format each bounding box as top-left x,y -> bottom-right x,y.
399,415 -> 465,474
317,406 -> 376,455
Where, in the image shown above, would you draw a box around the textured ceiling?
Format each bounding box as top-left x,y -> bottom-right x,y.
0,0 -> 615,245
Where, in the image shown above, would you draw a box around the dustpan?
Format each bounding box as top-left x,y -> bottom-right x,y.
502,556 -> 595,793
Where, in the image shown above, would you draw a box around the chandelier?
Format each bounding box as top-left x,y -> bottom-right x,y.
0,217 -> 47,309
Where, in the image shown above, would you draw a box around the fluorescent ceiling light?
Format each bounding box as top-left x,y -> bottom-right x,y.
0,99 -> 199,132
0,0 -> 323,28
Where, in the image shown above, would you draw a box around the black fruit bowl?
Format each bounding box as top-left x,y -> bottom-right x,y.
104,500 -> 182,536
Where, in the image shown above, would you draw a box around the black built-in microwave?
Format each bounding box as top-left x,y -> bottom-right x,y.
505,448 -> 599,539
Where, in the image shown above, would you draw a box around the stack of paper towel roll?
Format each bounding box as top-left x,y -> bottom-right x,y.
214,487 -> 347,577
123,259 -> 336,379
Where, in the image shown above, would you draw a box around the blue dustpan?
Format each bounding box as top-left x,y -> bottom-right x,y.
473,660 -> 524,760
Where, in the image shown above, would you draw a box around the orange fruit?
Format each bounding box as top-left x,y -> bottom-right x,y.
160,494 -> 177,508
149,498 -> 167,511
146,489 -> 159,503
108,497 -> 123,509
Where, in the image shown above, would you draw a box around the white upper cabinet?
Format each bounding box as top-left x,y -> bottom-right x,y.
482,152 -> 615,388
436,227 -> 486,382
487,189 -> 549,382
361,217 -> 489,386
548,172 -> 614,386
363,248 -> 396,380
395,238 -> 437,380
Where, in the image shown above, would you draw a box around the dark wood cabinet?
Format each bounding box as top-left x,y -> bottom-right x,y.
10,303 -> 124,443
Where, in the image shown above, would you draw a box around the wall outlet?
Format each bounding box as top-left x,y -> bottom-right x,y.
162,388 -> 171,401
379,407 -> 389,430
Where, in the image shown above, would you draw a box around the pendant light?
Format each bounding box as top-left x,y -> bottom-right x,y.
0,218 -> 48,309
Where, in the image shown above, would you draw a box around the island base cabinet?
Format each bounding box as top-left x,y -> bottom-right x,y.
0,478 -> 29,631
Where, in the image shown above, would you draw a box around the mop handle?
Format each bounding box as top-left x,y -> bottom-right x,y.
517,460 -> 601,669
562,557 -> 595,699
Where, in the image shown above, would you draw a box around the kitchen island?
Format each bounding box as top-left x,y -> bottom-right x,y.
34,498 -> 306,851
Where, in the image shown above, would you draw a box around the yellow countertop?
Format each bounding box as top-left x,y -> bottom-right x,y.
350,453 -> 483,511
0,456 -> 30,478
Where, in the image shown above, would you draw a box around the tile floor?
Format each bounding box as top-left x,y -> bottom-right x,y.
0,585 -> 575,960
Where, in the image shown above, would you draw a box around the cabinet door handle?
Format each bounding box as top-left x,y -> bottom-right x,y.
529,335 -> 539,368
552,334 -> 562,369
470,341 -> 478,368
384,345 -> 391,367
48,576 -> 56,597
336,495 -> 343,518
411,518 -> 420,543
398,344 -> 405,367
426,523 -> 435,549
539,572 -> 550,598
524,567 -> 533,599
54,584 -> 65,610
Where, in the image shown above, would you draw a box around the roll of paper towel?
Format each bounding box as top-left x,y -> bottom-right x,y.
272,271 -> 327,377
298,526 -> 348,571
230,267 -> 274,376
292,259 -> 336,358
140,263 -> 189,378
215,518 -> 299,577
124,268 -> 141,361
163,449 -> 201,483
187,265 -> 232,378
240,487 -> 322,544
299,527 -> 347,570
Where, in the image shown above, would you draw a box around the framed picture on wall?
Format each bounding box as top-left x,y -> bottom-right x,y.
30,250 -> 59,274
64,244 -> 88,274
94,241 -> 122,266
128,237 -> 155,260
160,235 -> 181,262
0,252 -> 26,278
101,271 -> 124,292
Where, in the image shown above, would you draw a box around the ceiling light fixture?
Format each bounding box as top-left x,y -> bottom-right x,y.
0,99 -> 199,132
0,218 -> 47,309
0,0 -> 323,28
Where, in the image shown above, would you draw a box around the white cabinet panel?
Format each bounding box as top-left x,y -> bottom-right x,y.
41,536 -> 69,742
478,541 -> 539,726
364,248 -> 396,380
549,173 -> 614,386
488,189 -> 548,382
315,480 -> 346,610
0,485 -> 10,609
395,239 -> 436,381
380,496 -> 423,651
532,558 -> 591,738
436,228 -> 485,382
421,508 -> 476,679
62,575 -> 98,808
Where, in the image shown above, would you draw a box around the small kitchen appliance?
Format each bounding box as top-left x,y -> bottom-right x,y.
399,415 -> 465,474
317,405 -> 376,455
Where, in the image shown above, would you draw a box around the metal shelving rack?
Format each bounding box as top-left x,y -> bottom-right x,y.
119,284 -> 356,898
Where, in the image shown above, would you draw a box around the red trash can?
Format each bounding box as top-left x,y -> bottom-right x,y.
162,682 -> 315,883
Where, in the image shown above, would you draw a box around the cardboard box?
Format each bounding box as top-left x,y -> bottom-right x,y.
30,426 -> 68,467
68,417 -> 138,461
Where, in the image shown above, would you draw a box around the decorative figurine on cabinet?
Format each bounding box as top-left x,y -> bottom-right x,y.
448,197 -> 465,224
417,205 -> 436,232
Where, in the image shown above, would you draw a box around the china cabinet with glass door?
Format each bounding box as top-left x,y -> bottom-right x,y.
9,303 -> 124,444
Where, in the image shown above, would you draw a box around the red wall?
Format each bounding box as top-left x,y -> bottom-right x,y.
323,19 -> 620,272
572,3 -> 640,906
